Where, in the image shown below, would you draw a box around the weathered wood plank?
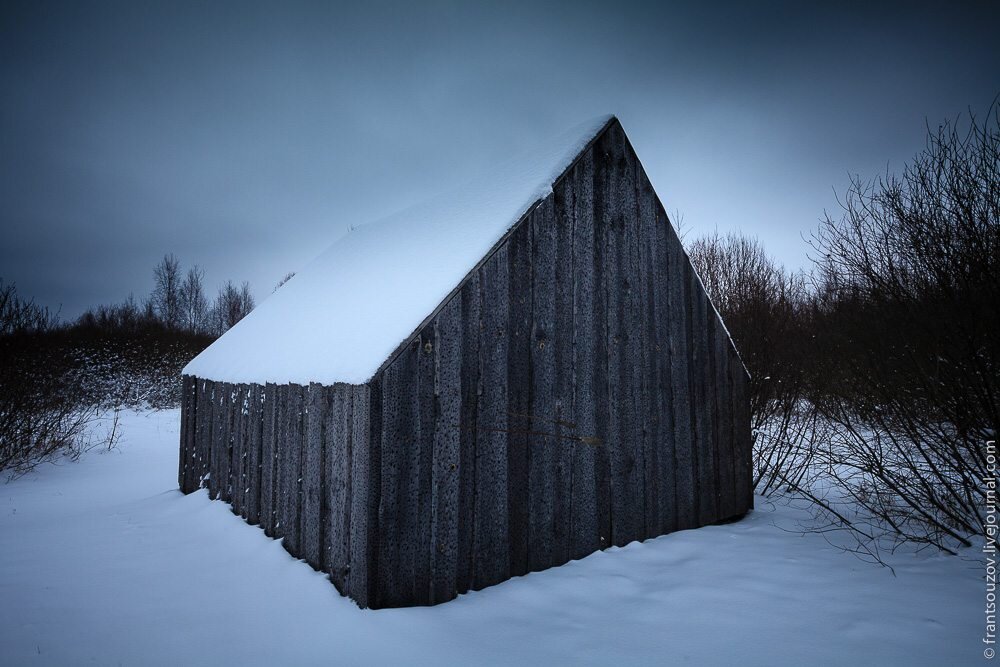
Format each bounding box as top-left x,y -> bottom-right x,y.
430,298 -> 462,604
553,180 -> 576,565
228,383 -> 239,504
474,245 -> 510,589
204,380 -> 217,492
709,312 -> 724,522
394,337 -> 424,605
221,383 -> 236,504
591,138 -> 613,551
189,379 -> 205,492
414,324 -> 436,602
196,380 -> 214,491
731,350 -> 753,513
260,383 -> 278,537
280,384 -> 305,555
651,203 -> 678,535
528,199 -> 557,571
631,144 -> 660,540
301,383 -> 326,569
180,376 -> 195,493
208,381 -> 226,501
184,376 -> 194,491
603,124 -> 644,547
617,126 -> 646,544
376,360 -> 405,607
242,383 -> 256,518
713,323 -> 738,520
245,384 -> 263,525
567,154 -> 599,559
350,381 -> 375,608
505,220 -> 531,578
178,375 -> 191,492
271,384 -> 288,540
692,273 -> 718,525
603,128 -> 625,547
455,276 -> 480,595
241,384 -> 255,517
207,382 -> 220,499
229,384 -> 246,516
670,237 -> 698,530
325,384 -> 351,593
198,378 -> 211,492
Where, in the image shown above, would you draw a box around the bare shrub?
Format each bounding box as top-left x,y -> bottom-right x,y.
0,360 -> 119,478
0,280 -> 121,476
798,103 -> 1000,555
0,279 -> 56,334
697,105 -> 999,559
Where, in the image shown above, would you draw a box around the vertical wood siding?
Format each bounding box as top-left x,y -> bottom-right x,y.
180,379 -> 372,603
177,118 -> 751,609
361,119 -> 752,607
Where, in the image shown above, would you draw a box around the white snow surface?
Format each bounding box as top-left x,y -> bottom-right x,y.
0,409 -> 984,666
184,115 -> 615,385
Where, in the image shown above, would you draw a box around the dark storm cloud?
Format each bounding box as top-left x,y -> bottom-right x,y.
2,0 -> 998,318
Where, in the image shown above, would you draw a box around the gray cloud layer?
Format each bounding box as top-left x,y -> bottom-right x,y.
2,0 -> 998,318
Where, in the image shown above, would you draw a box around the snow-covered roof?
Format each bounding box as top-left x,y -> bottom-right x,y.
183,115 -> 614,385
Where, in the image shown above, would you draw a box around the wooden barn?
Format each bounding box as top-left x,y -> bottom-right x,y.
179,116 -> 752,609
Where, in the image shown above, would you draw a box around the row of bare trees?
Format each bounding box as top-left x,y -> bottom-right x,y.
689,103 -> 999,559
2,255 -> 263,474
94,254 -> 255,337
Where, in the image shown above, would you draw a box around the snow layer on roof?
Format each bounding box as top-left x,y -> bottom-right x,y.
183,115 -> 614,385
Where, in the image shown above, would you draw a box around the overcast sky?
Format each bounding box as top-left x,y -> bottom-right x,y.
2,0 -> 998,319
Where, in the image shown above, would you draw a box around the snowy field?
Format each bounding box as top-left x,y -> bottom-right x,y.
0,409 -> 984,666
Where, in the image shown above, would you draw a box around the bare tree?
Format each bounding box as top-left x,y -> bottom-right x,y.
151,254 -> 182,329
178,266 -> 208,334
210,280 -> 255,335
238,281 -> 255,319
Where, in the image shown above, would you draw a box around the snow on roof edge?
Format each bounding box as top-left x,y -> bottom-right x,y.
183,115 -> 616,386
365,115 -> 620,382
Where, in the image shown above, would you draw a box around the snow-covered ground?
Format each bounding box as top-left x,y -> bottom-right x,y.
0,409 -> 984,666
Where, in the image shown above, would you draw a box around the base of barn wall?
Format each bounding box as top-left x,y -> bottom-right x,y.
179,373 -> 753,610
179,375 -> 374,607
177,119 -> 755,608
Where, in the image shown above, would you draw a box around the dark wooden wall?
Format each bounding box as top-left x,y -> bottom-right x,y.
178,118 -> 752,610
363,119 -> 752,608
